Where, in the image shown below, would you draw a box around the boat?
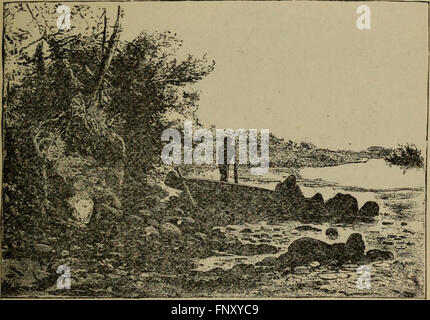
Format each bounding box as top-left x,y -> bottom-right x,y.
164,170 -> 380,224
164,170 -> 281,218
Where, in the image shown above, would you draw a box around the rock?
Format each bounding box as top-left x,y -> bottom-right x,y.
345,233 -> 366,262
294,266 -> 310,274
256,257 -> 278,266
299,193 -> 327,223
325,227 -> 339,240
358,201 -> 379,218
401,222 -> 408,226
295,225 -> 322,232
164,170 -> 183,190
160,223 -> 182,239
275,175 -> 305,205
365,249 -> 394,262
67,192 -> 94,224
325,193 -> 359,221
311,193 -> 324,204
309,261 -> 320,268
277,233 -> 366,269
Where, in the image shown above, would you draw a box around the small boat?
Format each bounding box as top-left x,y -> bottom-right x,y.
164,170 -> 281,217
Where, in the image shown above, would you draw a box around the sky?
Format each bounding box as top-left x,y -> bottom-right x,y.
119,2 -> 426,151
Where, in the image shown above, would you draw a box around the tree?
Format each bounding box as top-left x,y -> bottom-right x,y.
385,144 -> 424,170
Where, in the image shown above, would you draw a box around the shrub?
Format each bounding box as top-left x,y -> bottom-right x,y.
385,143 -> 424,170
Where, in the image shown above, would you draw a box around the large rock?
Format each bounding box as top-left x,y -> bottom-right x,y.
310,193 -> 324,204
277,233 -> 366,269
301,193 -> 326,223
324,193 -> 358,222
344,233 -> 366,262
67,191 -> 94,224
325,227 -> 339,240
274,175 -> 305,204
365,249 -> 394,262
358,201 -> 379,219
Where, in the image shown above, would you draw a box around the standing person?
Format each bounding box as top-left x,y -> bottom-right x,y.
219,136 -> 229,182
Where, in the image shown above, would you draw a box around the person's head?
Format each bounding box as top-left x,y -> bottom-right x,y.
345,233 -> 365,261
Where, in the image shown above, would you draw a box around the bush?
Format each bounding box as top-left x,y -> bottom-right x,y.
385,144 -> 424,170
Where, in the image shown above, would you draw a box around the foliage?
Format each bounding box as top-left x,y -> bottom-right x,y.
2,2 -> 214,288
385,144 -> 424,170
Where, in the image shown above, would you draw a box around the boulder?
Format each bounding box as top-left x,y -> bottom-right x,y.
358,201 -> 379,219
325,227 -> 339,240
300,193 -> 326,223
277,237 -> 333,269
325,193 -> 358,221
277,233 -> 366,269
310,193 -> 324,204
365,249 -> 394,262
274,175 -> 305,204
67,192 -> 94,224
295,225 -> 322,232
344,233 -> 366,262
256,257 -> 278,266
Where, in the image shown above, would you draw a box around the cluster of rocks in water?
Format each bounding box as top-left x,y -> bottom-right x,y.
274,175 -> 379,223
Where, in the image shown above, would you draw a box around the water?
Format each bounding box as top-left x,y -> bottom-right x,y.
193,160 -> 426,298
300,159 -> 424,190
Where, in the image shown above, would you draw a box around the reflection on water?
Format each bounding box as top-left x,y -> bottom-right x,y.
300,159 -> 424,190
